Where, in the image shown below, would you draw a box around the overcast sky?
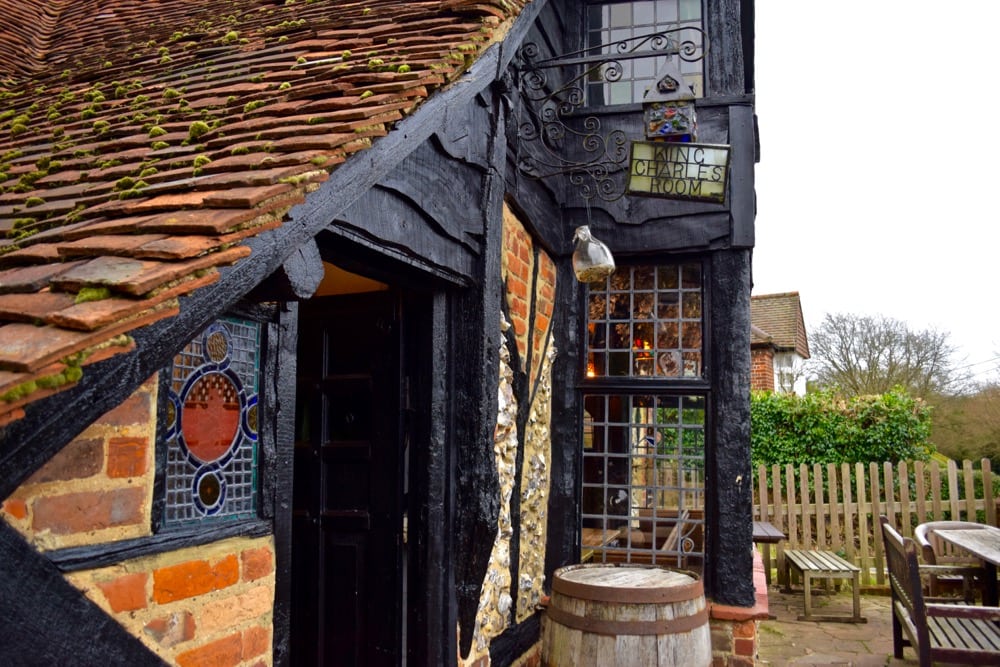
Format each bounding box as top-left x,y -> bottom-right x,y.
751,2 -> 1000,384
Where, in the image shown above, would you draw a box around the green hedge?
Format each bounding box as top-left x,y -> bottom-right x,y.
750,389 -> 934,467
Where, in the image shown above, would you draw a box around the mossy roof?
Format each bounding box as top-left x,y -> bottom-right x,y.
0,0 -> 528,427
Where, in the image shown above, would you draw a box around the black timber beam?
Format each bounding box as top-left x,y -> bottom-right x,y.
706,248 -> 754,606
453,85 -> 507,660
0,520 -> 165,665
249,239 -> 325,302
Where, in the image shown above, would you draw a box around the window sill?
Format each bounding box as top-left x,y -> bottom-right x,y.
47,518 -> 271,572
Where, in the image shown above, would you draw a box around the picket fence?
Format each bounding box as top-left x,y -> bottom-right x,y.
753,458 -> 998,587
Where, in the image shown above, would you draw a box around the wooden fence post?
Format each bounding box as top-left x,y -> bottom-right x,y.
751,458 -> 997,586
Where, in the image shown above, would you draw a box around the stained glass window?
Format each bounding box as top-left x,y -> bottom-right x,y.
162,317 -> 260,526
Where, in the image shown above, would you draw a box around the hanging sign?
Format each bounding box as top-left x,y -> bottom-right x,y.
627,141 -> 730,203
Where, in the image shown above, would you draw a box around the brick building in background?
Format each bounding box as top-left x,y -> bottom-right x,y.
750,292 -> 811,395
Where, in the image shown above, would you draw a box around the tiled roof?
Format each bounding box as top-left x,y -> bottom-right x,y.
0,0 -> 528,427
750,291 -> 810,358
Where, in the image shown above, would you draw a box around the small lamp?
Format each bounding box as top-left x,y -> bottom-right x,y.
572,225 -> 615,282
642,57 -> 696,142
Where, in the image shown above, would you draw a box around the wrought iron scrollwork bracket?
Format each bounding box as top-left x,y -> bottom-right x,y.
513,28 -> 706,203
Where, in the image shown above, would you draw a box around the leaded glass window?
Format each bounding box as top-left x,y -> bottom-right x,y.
581,261 -> 707,568
586,263 -> 704,378
582,393 -> 705,567
587,0 -> 704,105
162,317 -> 260,526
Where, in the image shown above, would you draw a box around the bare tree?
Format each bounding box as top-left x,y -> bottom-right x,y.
810,313 -> 961,397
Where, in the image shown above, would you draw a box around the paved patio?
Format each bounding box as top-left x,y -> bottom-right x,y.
758,585 -> 919,666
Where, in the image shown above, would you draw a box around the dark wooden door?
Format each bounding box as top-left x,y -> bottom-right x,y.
291,292 -> 404,666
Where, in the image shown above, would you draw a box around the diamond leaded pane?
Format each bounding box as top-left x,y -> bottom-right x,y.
163,317 -> 260,527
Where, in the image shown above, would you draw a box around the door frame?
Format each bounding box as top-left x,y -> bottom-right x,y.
273,264 -> 455,666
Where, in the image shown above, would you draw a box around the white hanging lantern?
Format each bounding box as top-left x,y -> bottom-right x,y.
572,225 -> 615,283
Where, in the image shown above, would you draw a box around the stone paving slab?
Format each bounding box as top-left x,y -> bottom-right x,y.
758,586 -> 919,666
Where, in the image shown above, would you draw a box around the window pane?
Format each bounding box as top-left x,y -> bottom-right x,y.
608,81 -> 632,105
163,317 -> 261,527
656,0 -> 678,22
586,1 -> 704,105
633,265 -> 655,290
589,292 -> 608,320
582,393 -> 706,568
679,0 -> 701,21
608,351 -> 630,375
588,5 -> 606,30
683,292 -> 702,318
634,1 -> 655,24
587,262 -> 704,379
609,3 -> 633,27
634,292 -> 655,319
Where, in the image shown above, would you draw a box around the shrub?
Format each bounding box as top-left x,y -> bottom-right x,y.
751,388 -> 933,467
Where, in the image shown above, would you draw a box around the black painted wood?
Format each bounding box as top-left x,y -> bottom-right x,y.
453,86 -> 507,660
434,97 -> 494,169
502,297 -> 529,623
251,238 -> 325,302
707,248 -> 755,607
545,261 -> 584,578
48,519 -> 271,572
270,303 -> 298,667
564,212 -> 732,255
150,371 -> 172,534
314,227 -> 469,291
376,139 -> 489,248
337,187 -> 477,278
705,0 -> 748,97
0,521 -> 165,665
407,292 -> 456,666
488,615 -> 540,667
728,103 -> 756,248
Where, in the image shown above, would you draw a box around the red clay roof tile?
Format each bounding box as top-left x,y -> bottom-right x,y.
750,292 -> 811,358
0,0 -> 529,424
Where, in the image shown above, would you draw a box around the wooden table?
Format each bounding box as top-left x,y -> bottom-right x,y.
580,527 -> 622,562
936,525 -> 1000,605
753,521 -> 786,584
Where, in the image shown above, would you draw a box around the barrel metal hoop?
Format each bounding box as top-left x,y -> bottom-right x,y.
545,606 -> 709,636
552,574 -> 703,604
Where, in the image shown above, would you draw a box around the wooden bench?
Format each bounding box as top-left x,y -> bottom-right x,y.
880,516 -> 1000,666
782,549 -> 865,622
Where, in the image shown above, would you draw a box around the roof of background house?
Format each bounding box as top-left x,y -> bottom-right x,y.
0,0 -> 528,429
750,323 -> 771,346
750,291 -> 810,358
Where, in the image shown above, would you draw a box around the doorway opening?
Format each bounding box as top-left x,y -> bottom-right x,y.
288,261 -> 429,666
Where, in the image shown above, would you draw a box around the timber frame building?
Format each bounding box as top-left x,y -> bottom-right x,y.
0,1 -> 761,665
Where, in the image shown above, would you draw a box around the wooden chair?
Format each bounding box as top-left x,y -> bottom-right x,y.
915,521 -> 990,602
879,516 -> 1000,666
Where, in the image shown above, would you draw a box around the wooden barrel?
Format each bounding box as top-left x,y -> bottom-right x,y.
541,563 -> 711,667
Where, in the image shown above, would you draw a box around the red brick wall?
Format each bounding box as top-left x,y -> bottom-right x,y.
750,347 -> 774,392
2,376 -> 158,549
1,374 -> 276,666
501,206 -> 556,387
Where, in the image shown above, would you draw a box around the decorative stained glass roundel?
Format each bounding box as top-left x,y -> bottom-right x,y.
181,372 -> 241,463
163,316 -> 260,527
247,403 -> 258,434
206,330 -> 228,362
194,468 -> 225,514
